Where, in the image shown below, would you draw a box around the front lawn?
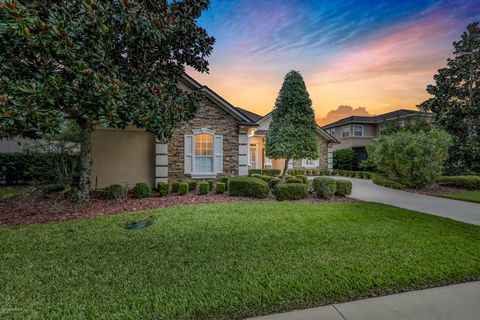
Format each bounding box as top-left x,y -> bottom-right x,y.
438,191 -> 480,203
1,202 -> 480,319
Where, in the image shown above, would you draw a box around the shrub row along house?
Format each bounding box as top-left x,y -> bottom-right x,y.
0,74 -> 338,189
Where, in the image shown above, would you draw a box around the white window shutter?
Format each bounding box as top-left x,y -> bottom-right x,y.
214,135 -> 223,173
184,134 -> 194,174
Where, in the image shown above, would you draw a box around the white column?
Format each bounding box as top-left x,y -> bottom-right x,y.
238,134 -> 248,176
155,142 -> 168,186
327,146 -> 333,170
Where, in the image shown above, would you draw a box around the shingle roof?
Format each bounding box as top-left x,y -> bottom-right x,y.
235,107 -> 263,122
322,109 -> 431,129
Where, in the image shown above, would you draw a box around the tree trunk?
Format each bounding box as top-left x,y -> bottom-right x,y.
282,158 -> 290,182
76,120 -> 92,203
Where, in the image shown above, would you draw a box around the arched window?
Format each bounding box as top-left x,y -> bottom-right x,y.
184,128 -> 223,178
194,134 -> 214,172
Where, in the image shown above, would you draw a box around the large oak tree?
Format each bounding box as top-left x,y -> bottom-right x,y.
0,0 -> 214,201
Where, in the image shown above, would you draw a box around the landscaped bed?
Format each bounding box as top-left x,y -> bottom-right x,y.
437,191 -> 480,203
1,202 -> 480,319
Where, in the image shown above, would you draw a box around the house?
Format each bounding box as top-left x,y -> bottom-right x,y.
91,74 -> 338,188
322,109 -> 433,162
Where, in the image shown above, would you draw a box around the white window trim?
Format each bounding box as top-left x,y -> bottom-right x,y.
341,125 -> 350,138
353,124 -> 364,137
185,128 -> 223,178
301,159 -> 320,168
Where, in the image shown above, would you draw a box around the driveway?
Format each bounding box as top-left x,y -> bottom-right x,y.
329,177 -> 480,226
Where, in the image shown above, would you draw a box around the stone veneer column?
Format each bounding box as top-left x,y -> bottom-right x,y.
155,141 -> 168,185
238,133 -> 248,176
327,145 -> 333,170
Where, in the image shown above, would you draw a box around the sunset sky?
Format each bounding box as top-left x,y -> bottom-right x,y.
187,0 -> 480,125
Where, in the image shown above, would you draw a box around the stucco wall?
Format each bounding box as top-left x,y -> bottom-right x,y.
168,97 -> 241,181
91,127 -> 155,189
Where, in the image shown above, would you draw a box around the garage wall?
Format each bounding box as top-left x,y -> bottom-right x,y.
91,127 -> 155,189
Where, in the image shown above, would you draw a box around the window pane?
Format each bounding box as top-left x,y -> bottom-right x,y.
195,134 -> 213,156
354,125 -> 362,136
195,157 -> 213,172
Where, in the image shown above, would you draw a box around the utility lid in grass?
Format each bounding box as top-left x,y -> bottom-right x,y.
124,216 -> 156,230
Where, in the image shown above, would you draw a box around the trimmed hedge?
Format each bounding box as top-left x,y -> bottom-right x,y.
198,182 -> 209,195
372,174 -> 406,189
188,181 -> 197,191
335,180 -> 352,196
178,182 -> 189,195
249,169 -> 281,176
216,182 -> 226,194
132,183 -> 152,199
269,178 -> 281,188
171,181 -> 180,193
313,177 -> 336,199
100,184 -> 125,200
274,183 -> 308,201
208,180 -> 215,191
251,174 -> 276,184
229,176 -> 269,199
157,182 -> 170,197
286,177 -> 303,184
220,176 -> 229,191
296,175 -> 308,184
437,176 -> 480,190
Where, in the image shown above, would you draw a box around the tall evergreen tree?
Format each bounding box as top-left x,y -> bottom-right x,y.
266,71 -> 319,179
418,22 -> 480,174
0,0 -> 214,201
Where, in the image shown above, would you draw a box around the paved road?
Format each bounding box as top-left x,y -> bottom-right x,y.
329,177 -> 480,226
247,281 -> 480,320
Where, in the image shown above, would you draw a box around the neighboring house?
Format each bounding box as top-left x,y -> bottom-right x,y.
322,109 -> 433,162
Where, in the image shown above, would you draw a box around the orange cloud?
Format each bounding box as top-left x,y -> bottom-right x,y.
317,105 -> 371,126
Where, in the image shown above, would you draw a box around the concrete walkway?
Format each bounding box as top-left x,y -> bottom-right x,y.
247,281 -> 480,320
329,177 -> 480,226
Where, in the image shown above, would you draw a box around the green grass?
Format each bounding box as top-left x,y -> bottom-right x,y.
438,191 -> 480,203
0,187 -> 24,200
1,202 -> 480,319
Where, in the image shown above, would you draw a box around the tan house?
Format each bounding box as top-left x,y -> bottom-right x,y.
90,74 -> 338,188
322,109 -> 433,161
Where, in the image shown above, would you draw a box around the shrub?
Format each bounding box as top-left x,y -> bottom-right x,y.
188,181 -> 197,191
295,168 -> 306,176
335,180 -> 352,196
178,182 -> 189,195
437,176 -> 480,190
100,184 -> 126,200
367,129 -> 452,188
274,183 -> 308,201
132,183 -> 152,198
220,176 -> 229,191
296,175 -> 308,184
313,177 -> 336,199
249,169 -> 281,176
355,171 -> 363,178
360,158 -> 377,172
286,177 -> 303,183
157,182 -> 170,197
216,182 -> 226,194
313,169 -> 320,176
229,176 -> 269,198
372,174 -> 406,189
333,149 -> 355,170
269,178 -> 281,188
171,181 -> 180,193
362,172 -> 371,179
332,169 -> 339,176
208,180 -> 215,191
198,182 -> 209,195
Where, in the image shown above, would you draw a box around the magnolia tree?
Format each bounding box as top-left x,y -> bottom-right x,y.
418,22 -> 480,174
266,71 -> 319,180
0,0 -> 214,201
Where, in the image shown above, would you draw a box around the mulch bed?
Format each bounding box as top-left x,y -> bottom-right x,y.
405,185 -> 467,197
0,191 -> 356,226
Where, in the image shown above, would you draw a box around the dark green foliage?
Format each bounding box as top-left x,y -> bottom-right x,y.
437,176 -> 480,190
171,181 -> 180,193
367,129 -> 452,188
418,22 -> 480,174
0,0 -> 215,201
188,181 -> 197,191
178,183 -> 189,195
362,172 -> 371,179
131,183 -> 152,199
296,175 -> 308,184
371,174 -> 406,189
100,184 -> 125,200
62,188 -> 77,201
229,176 -> 269,199
359,158 -> 377,172
274,183 -> 308,201
355,172 -> 363,178
249,169 -> 281,176
313,177 -> 336,199
220,176 -> 229,191
286,177 -> 303,184
198,182 -> 209,195
265,71 -> 320,176
208,180 -> 215,191
306,170 -> 313,176
251,174 -> 276,184
335,180 -> 352,197
332,169 -> 339,176
157,182 -> 170,197
215,182 -> 226,194
269,178 -> 281,189
333,149 -> 355,170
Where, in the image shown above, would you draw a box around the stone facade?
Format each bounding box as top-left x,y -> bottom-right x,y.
291,134 -> 329,169
168,97 -> 240,181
